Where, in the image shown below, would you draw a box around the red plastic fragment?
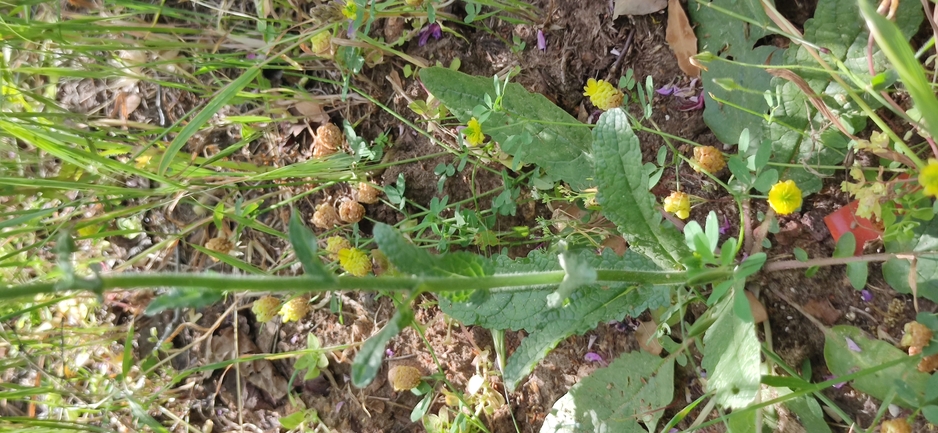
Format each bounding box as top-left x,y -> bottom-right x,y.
823,200 -> 882,256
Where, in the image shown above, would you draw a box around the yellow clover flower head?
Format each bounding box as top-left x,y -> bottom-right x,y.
463,117 -> 485,147
325,236 -> 351,260
279,297 -> 310,323
768,180 -> 803,215
663,191 -> 690,219
341,0 -> 358,19
920,159 -> 938,197
692,146 -> 726,174
339,247 -> 373,277
310,30 -> 333,57
582,78 -> 624,110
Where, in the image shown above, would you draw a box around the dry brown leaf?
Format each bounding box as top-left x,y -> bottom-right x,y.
636,320 -> 663,355
613,0 -> 667,18
294,100 -> 329,124
745,290 -> 768,324
802,298 -> 842,325
209,327 -> 289,402
665,0 -> 700,77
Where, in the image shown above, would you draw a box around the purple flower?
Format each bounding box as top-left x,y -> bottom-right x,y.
419,23 -> 442,47
678,92 -> 705,111
824,374 -> 846,389
719,214 -> 731,235
846,336 -> 862,352
385,348 -> 394,357
860,289 -> 873,302
536,30 -> 546,51
584,352 -> 606,366
656,84 -> 679,96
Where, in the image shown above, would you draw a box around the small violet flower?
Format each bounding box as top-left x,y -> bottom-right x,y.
845,336 -> 862,352
860,289 -> 873,302
584,352 -> 606,366
536,29 -> 546,51
419,23 -> 442,47
719,214 -> 731,235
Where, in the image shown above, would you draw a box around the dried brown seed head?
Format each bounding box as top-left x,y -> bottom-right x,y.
357,182 -> 380,204
881,419 -> 912,433
901,321 -> 932,348
692,145 -> 726,174
311,204 -> 340,229
205,237 -> 234,260
315,123 -> 344,151
388,365 -> 422,391
338,200 -> 365,224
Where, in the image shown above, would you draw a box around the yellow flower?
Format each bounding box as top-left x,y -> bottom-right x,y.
341,0 -> 357,19
279,297 -> 309,323
310,30 -> 332,57
663,191 -> 690,219
692,146 -> 726,174
252,296 -> 281,323
768,180 -> 803,215
582,78 -> 624,110
339,247 -> 372,277
463,117 -> 485,147
325,236 -> 351,260
920,159 -> 938,197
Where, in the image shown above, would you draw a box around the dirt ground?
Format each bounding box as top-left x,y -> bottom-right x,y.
101,0 -> 932,432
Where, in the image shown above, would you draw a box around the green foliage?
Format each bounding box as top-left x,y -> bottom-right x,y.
289,211 -> 337,283
592,108 -> 689,268
539,350 -> 674,433
690,0 -> 783,146
859,0 -> 938,142
419,67 -> 594,191
824,325 -> 928,407
702,291 -> 761,409
293,334 -> 330,381
883,217 -> 938,302
440,248 -> 669,391
765,0 -> 922,195
352,309 -> 413,388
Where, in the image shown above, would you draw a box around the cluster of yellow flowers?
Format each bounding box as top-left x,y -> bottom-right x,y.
663,180 -> 804,220
582,78 -> 624,110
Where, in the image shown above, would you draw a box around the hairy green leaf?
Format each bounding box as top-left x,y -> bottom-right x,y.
419,67 -> 593,190
288,211 -> 336,283
825,325 -> 927,407
766,0 -> 921,194
703,291 -> 761,409
593,108 -> 689,268
440,248 -> 669,391
690,0 -> 783,146
540,351 -> 673,433
352,309 -> 413,388
883,217 -> 938,302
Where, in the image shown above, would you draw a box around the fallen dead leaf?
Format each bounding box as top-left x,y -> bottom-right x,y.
802,298 -> 842,325
293,100 -> 329,124
613,0 -> 667,18
665,0 -> 700,77
210,327 -> 289,402
636,320 -> 663,355
746,290 -> 768,324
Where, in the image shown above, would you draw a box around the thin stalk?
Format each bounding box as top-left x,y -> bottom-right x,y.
2,269 -> 694,300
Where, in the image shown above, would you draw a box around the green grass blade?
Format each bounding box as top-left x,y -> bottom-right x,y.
158,67 -> 260,175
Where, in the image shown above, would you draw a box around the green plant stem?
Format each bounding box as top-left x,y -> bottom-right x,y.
2,269 -> 695,300
763,251 -> 938,272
